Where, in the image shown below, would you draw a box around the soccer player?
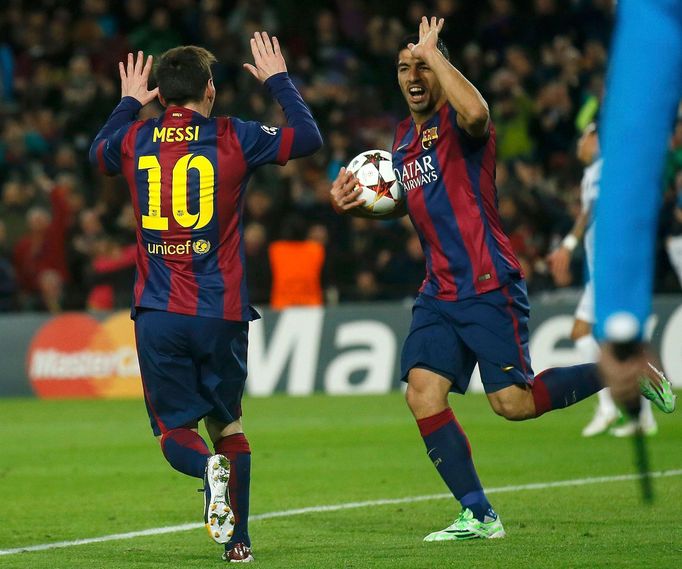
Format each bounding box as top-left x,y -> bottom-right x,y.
89,37 -> 322,562
330,16 -> 674,541
547,123 -> 657,437
594,0 -> 681,409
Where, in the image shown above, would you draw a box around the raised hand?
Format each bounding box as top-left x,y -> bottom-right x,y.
408,16 -> 445,60
119,51 -> 159,105
243,31 -> 287,83
330,167 -> 365,213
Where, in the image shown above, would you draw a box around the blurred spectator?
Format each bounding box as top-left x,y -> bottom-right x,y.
86,236 -> 135,311
128,7 -> 181,57
377,231 -> 425,300
12,180 -> 71,311
0,220 -> 18,311
244,222 -> 271,306
269,215 -> 325,310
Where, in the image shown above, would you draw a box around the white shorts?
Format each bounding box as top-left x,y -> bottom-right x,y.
666,235 -> 682,287
575,280 -> 595,324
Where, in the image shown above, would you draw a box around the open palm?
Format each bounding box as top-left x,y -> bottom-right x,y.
408,16 -> 445,59
243,31 -> 287,83
119,51 -> 159,106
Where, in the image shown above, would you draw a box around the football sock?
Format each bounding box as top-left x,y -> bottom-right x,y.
160,428 -> 211,479
639,397 -> 654,422
417,408 -> 493,522
531,364 -> 602,417
597,388 -> 619,416
215,433 -> 252,547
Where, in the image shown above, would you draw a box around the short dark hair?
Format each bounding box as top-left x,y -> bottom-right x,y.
396,34 -> 450,63
155,46 -> 217,106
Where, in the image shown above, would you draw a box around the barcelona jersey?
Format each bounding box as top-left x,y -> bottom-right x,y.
392,102 -> 522,300
93,97 -> 294,321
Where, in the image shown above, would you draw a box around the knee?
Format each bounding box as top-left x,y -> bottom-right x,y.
405,384 -> 445,418
405,384 -> 426,414
490,397 -> 534,421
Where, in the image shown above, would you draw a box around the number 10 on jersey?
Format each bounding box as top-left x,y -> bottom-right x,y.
138,153 -> 215,231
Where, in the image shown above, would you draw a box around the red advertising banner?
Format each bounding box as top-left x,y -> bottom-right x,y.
27,311 -> 143,399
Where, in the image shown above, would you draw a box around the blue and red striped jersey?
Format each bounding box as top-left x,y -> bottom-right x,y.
392,102 -> 522,301
93,101 -> 294,321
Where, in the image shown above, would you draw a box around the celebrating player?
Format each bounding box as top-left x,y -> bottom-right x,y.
547,123 -> 658,437
330,16 -> 674,541
89,38 -> 322,562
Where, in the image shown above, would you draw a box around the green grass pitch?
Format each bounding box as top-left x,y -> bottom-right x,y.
0,392 -> 680,568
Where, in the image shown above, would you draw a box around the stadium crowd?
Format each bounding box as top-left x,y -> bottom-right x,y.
0,0 -> 681,312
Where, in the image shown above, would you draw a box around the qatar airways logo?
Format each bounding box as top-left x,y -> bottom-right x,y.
394,155 -> 439,192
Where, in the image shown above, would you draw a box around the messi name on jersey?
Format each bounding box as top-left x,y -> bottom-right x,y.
152,126 -> 200,143
397,155 -> 439,191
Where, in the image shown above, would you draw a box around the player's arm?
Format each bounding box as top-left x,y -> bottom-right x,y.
547,207 -> 591,285
244,32 -> 322,159
330,167 -> 407,219
88,52 -> 158,175
409,17 -> 489,139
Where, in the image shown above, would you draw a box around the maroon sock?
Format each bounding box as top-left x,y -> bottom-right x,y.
416,409 -> 492,521
215,434 -> 252,547
160,428 -> 211,479
532,364 -> 602,417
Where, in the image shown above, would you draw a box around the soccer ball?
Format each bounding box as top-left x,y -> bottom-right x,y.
346,150 -> 405,216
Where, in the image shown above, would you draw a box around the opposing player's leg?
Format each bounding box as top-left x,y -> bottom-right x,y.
594,0 -> 682,346
571,314 -> 620,436
401,295 -> 504,540
610,397 -> 658,437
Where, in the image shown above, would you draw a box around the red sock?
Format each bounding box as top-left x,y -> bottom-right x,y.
214,434 -> 252,547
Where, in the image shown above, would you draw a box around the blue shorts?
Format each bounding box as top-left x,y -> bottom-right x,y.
401,280 -> 534,394
134,309 -> 249,436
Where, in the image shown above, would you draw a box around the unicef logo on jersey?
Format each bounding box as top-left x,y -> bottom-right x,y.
146,239 -> 212,256
192,239 -> 211,255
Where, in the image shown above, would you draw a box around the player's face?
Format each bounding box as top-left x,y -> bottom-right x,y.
397,49 -> 444,120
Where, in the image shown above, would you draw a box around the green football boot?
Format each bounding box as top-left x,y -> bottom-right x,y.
423,508 -> 506,541
640,362 -> 676,414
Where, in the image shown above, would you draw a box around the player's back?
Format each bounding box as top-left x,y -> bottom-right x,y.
119,106 -> 273,321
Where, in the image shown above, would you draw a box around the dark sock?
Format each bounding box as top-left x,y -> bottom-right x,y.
215,433 -> 252,547
417,408 -> 493,521
532,363 -> 602,417
160,428 -> 211,479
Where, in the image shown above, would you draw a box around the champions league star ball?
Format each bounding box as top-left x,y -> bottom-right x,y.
346,150 -> 405,216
